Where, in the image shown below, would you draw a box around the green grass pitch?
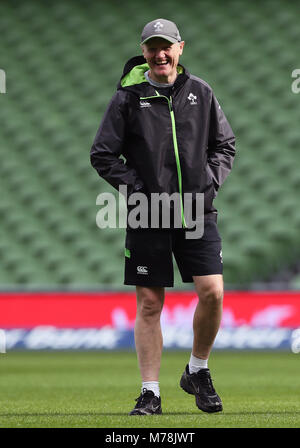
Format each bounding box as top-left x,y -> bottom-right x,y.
0,350 -> 300,428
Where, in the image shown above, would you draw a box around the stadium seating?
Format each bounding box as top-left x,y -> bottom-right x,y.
0,0 -> 299,288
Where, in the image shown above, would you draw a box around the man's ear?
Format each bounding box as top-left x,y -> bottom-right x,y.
179,41 -> 185,55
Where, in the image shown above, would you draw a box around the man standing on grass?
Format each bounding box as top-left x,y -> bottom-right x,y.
91,18 -> 235,415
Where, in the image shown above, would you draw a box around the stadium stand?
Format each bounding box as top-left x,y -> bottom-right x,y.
0,0 -> 299,289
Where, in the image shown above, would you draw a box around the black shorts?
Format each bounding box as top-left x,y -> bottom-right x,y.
124,218 -> 223,287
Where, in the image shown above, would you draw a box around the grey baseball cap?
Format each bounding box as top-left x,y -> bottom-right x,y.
141,19 -> 181,45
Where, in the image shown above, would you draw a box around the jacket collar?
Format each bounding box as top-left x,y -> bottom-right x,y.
117,55 -> 190,93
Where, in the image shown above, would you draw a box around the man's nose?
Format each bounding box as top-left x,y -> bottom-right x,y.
155,48 -> 165,58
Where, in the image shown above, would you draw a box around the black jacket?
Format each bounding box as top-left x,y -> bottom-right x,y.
91,56 -> 235,226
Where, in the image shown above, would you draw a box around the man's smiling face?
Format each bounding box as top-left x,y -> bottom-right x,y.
142,37 -> 185,84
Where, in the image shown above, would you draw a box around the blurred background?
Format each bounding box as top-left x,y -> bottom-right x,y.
0,0 -> 299,351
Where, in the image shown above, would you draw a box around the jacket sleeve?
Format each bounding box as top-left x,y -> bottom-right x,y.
90,90 -> 145,196
207,93 -> 236,194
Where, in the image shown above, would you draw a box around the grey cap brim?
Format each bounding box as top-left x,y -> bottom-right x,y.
141,34 -> 179,45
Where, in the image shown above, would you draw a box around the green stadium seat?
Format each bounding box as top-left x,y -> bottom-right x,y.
0,0 -> 299,288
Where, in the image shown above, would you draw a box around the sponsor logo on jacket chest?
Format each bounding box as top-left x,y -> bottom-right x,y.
140,100 -> 151,108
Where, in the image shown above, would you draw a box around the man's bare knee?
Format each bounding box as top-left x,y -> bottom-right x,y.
194,276 -> 224,307
136,287 -> 164,320
199,285 -> 223,307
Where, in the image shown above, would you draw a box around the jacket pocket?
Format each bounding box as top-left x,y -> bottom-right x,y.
205,165 -> 217,198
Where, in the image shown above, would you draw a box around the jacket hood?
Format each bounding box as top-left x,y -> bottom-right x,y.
117,55 -> 189,91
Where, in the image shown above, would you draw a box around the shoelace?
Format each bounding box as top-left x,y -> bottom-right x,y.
197,371 -> 216,394
135,388 -> 153,406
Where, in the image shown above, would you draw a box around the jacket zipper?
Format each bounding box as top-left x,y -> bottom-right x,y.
140,91 -> 187,228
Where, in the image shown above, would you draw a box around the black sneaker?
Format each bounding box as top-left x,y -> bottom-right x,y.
180,365 -> 223,413
129,388 -> 162,415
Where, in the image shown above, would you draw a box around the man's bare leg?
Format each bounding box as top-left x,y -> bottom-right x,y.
134,286 -> 165,382
192,274 -> 223,360
129,286 -> 164,415
179,274 -> 224,413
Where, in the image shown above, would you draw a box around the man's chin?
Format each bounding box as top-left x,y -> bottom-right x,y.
153,69 -> 172,82
154,65 -> 170,74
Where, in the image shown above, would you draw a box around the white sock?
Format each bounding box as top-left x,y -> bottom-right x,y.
142,381 -> 160,397
189,353 -> 208,374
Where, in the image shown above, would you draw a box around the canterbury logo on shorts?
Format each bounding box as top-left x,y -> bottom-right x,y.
137,266 -> 148,275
